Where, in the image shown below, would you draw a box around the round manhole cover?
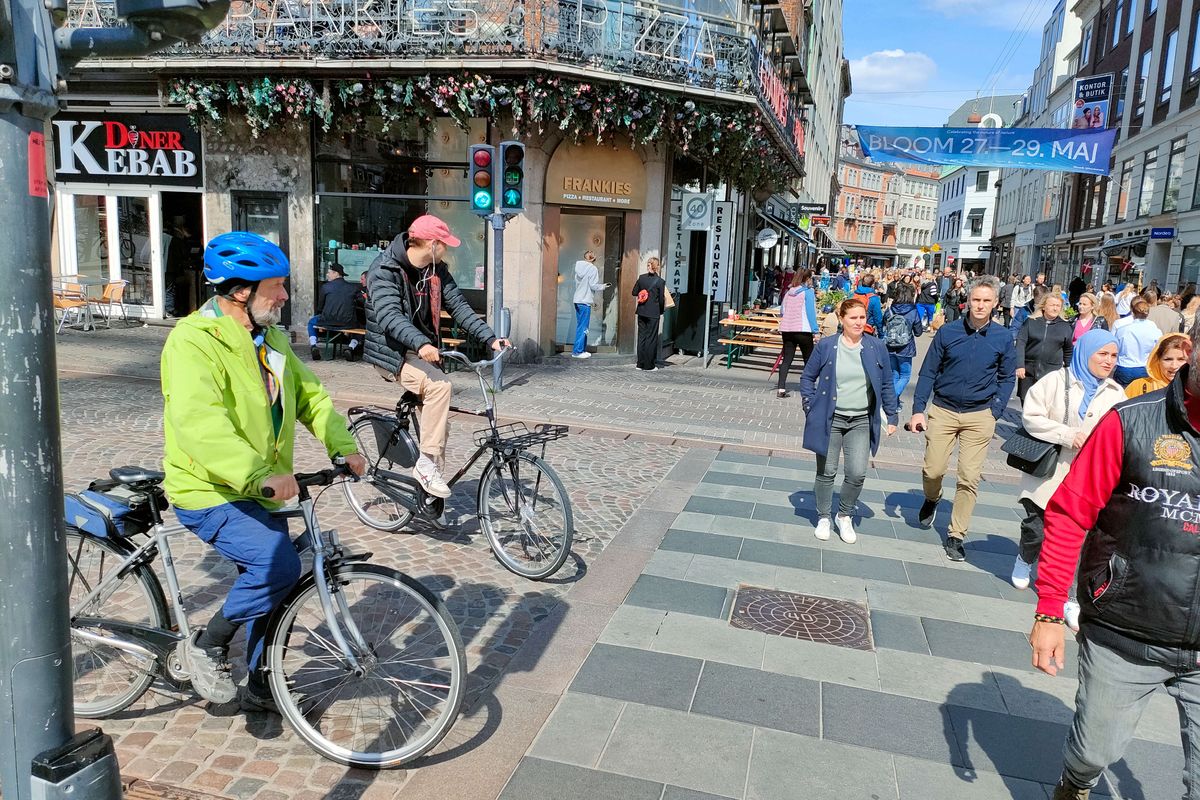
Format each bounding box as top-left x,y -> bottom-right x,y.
730,587 -> 873,650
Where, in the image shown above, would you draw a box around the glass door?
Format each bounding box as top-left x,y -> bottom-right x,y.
555,211 -> 624,350
234,193 -> 290,326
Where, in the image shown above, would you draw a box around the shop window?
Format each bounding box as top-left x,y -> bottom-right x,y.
115,196 -> 154,307
72,195 -> 109,283
1182,247 -> 1200,287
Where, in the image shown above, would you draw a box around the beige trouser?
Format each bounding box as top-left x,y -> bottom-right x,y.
378,355 -> 452,462
922,404 -> 996,540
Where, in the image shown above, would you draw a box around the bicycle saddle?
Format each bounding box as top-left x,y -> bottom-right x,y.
110,466 -> 165,485
399,390 -> 423,407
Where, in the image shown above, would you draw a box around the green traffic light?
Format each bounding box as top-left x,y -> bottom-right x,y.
504,167 -> 522,186
503,189 -> 522,207
473,189 -> 493,210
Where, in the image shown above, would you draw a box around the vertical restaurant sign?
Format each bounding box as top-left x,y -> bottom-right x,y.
666,200 -> 691,295
52,113 -> 203,187
1071,74 -> 1113,130
708,201 -> 734,302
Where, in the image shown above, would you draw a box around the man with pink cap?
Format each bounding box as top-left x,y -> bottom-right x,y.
365,214 -> 509,498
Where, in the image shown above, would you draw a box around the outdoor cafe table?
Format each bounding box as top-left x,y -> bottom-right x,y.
718,317 -> 782,368
54,278 -> 109,332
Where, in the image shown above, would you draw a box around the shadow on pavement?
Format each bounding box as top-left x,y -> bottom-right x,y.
943,674 -> 1141,799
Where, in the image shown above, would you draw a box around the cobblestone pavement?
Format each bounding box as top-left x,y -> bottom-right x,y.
55,324 -> 1021,476
58,366 -> 685,800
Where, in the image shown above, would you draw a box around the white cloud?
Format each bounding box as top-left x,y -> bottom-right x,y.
849,50 -> 938,94
924,0 -> 1052,28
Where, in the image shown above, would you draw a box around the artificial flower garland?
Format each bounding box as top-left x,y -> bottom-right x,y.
167,72 -> 796,191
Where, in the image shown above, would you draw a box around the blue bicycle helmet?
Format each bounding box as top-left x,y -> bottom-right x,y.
203,232 -> 290,286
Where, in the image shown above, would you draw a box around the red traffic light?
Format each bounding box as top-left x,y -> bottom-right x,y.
473,149 -> 492,167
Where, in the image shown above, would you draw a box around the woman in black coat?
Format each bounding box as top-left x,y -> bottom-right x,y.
633,258 -> 667,371
1015,292 -> 1074,402
942,278 -> 967,322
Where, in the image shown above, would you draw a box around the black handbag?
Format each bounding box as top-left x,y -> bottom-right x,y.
1002,369 -> 1070,478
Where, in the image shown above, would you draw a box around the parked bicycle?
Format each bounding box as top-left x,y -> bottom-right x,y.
343,348 -> 575,580
64,460 -> 466,769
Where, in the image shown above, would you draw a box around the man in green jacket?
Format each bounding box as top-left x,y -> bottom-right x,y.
162,231 -> 365,713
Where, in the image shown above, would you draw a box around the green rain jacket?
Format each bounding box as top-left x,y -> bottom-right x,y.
161,305 -> 357,511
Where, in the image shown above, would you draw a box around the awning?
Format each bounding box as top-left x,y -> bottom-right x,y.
757,211 -> 814,247
1100,235 -> 1150,253
812,225 -> 847,256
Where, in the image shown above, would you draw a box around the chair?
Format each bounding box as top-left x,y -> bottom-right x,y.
91,280 -> 129,327
54,284 -> 89,333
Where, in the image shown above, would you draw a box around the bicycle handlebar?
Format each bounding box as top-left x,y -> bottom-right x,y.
439,345 -> 511,371
261,459 -> 355,498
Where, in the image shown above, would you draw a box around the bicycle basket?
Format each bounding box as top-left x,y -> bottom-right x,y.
473,422 -> 569,450
365,415 -> 420,468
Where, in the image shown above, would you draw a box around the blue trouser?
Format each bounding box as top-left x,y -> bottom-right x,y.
175,501 -> 301,672
1061,635 -> 1200,797
306,315 -> 320,339
917,303 -> 936,325
1113,365 -> 1148,387
573,303 -> 590,355
1011,306 -> 1029,335
889,354 -> 913,404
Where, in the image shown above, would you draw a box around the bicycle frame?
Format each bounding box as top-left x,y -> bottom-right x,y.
69,476 -> 375,677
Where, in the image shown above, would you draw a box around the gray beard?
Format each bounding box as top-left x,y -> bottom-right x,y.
250,303 -> 282,328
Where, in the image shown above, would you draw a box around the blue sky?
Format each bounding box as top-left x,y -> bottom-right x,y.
842,0 -> 1056,126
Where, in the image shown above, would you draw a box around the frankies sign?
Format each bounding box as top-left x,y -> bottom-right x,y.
53,114 -> 202,187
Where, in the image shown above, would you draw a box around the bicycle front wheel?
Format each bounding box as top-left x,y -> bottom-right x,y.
477,451 -> 574,580
66,531 -> 169,717
267,564 -> 465,768
344,417 -> 413,532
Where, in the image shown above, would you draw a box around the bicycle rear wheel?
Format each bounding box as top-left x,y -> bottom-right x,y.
477,451 -> 574,580
344,417 -> 413,532
66,531 -> 169,717
267,564 -> 465,768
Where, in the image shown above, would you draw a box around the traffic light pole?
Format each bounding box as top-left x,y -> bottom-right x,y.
490,212 -> 505,391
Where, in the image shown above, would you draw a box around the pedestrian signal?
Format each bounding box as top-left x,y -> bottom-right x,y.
498,141 -> 525,214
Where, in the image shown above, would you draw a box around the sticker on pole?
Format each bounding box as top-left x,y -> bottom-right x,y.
28,132 -> 48,198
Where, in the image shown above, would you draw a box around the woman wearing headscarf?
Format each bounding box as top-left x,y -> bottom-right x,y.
1125,333 -> 1189,397
1009,329 -> 1124,631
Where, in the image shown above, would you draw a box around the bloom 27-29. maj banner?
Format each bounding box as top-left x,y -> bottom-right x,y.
856,126 -> 1118,176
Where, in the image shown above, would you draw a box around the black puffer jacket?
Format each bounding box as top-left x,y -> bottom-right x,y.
1015,315 -> 1074,381
364,235 -> 496,376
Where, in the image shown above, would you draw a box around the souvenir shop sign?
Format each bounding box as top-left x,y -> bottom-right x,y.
856,125 -> 1117,176
53,113 -> 202,187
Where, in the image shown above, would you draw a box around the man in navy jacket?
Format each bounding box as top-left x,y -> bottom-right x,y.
908,275 -> 1017,562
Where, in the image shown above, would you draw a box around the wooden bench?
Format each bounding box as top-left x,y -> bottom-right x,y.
718,336 -> 782,369
314,326 -> 366,359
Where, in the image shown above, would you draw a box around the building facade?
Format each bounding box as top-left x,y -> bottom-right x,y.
55,0 -> 847,355
833,155 -> 900,267
894,169 -> 939,268
1053,0 -> 1200,291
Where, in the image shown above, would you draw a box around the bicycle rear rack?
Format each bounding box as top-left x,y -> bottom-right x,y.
473,422 -> 569,451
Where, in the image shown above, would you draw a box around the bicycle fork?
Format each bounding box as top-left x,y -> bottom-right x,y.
302,499 -> 373,676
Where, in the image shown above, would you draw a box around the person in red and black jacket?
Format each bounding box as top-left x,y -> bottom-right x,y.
1031,330 -> 1200,800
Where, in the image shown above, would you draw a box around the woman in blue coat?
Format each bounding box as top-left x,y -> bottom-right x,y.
800,298 -> 899,544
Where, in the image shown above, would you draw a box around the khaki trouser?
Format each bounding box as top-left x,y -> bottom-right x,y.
922,404 -> 996,540
376,355 -> 452,462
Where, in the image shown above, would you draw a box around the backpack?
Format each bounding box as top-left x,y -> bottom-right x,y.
883,310 -> 913,350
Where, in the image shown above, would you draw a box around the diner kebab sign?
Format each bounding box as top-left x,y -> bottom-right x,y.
53,113 -> 203,187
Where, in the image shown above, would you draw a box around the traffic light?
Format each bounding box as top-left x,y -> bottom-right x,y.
468,144 -> 495,216
498,141 -> 525,214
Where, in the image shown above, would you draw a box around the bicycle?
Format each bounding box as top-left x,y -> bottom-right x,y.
343,348 -> 575,581
65,461 -> 466,769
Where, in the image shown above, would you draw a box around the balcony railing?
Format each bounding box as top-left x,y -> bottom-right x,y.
66,0 -> 757,95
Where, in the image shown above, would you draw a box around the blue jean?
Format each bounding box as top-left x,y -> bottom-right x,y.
1113,365 -> 1148,386
814,412 -> 870,519
1011,306 -> 1029,335
174,501 -> 302,671
573,303 -> 590,355
889,354 -> 913,403
917,303 -> 936,326
1061,635 -> 1200,797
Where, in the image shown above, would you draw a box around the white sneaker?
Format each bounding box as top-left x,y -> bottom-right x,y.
1011,556 -> 1033,590
835,515 -> 857,544
412,455 -> 452,499
572,352 -> 592,359
1064,601 -> 1081,633
814,518 -> 831,541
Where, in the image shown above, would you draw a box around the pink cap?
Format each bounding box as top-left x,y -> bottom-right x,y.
408,214 -> 461,248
